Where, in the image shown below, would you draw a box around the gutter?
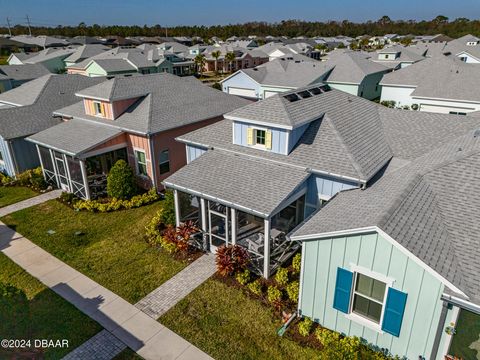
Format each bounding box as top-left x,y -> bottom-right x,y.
441,293 -> 480,315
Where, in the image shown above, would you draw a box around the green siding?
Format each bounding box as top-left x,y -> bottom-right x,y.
299,231 -> 447,359
85,62 -> 108,77
325,82 -> 359,96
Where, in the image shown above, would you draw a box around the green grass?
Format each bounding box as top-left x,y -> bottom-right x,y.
0,56 -> 8,65
1,200 -> 187,303
159,279 -> 322,360
0,186 -> 37,208
0,253 -> 102,359
449,309 -> 480,359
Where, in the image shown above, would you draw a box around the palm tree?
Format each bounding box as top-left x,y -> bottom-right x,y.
194,54 -> 206,77
225,52 -> 236,73
211,50 -> 221,74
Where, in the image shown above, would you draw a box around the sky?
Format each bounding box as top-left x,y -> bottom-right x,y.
1,0 -> 480,27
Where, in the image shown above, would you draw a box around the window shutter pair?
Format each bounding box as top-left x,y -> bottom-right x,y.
265,130 -> 272,150
332,267 -> 407,337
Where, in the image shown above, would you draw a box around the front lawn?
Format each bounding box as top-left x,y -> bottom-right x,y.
449,309 -> 480,359
159,278 -> 322,360
1,200 -> 188,303
0,186 -> 37,208
0,253 -> 102,359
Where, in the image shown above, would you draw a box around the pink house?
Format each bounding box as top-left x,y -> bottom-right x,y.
27,73 -> 249,199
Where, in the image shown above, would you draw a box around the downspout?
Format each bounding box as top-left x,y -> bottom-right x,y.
430,301 -> 449,360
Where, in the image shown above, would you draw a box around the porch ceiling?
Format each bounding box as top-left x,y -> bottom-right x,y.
27,119 -> 122,157
163,149 -> 310,217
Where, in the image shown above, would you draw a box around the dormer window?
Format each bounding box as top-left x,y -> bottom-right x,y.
93,101 -> 103,117
247,127 -> 272,149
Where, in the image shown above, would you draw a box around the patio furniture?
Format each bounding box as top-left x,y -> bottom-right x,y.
246,233 -> 264,253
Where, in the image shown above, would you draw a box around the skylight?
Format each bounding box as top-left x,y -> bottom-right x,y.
298,90 -> 312,99
284,93 -> 300,102
283,85 -> 331,102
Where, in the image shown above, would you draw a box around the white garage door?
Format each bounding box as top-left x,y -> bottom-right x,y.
228,87 -> 256,98
420,104 -> 472,114
264,90 -> 282,98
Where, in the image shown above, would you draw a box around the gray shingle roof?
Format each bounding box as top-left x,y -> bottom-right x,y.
63,44 -> 111,63
57,73 -> 251,135
23,47 -> 76,64
27,119 -> 122,156
163,149 -> 310,217
0,63 -> 51,81
92,58 -> 137,72
237,58 -> 332,88
291,131 -> 480,304
380,56 -> 480,102
0,74 -> 105,139
0,74 -> 52,106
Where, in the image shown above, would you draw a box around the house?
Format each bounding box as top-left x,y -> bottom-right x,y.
373,45 -> 425,69
442,34 -> 480,63
198,45 -> 269,73
162,84 -> 480,282
290,120 -> 480,360
10,35 -> 70,49
0,74 -> 104,176
380,56 -> 480,113
222,51 -> 390,101
257,42 -> 321,61
63,44 -> 111,67
414,34 -> 453,43
26,73 -> 249,198
221,57 -> 331,99
0,64 -> 51,92
163,83 -> 480,358
8,47 -> 77,73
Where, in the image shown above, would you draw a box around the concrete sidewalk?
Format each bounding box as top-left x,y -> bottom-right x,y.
0,223 -> 212,360
0,189 -> 62,217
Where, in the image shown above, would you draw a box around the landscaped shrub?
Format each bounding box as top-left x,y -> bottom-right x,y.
247,279 -> 263,295
298,317 -> 313,337
286,280 -> 299,303
267,285 -> 282,305
74,188 -> 159,212
3,167 -> 48,191
0,172 -> 13,185
59,192 -> 78,206
215,244 -> 250,277
274,267 -> 289,286
106,160 -> 137,200
235,269 -> 250,285
292,253 -> 302,274
380,100 -> 396,108
145,209 -> 164,246
159,190 -> 176,226
157,221 -> 199,254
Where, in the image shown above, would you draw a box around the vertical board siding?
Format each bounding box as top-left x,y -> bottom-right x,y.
306,174 -> 359,206
112,98 -> 139,119
289,122 -> 309,152
11,138 -> 40,172
83,99 -> 114,119
232,121 -> 288,155
0,136 -> 15,176
299,232 -> 445,358
221,72 -> 261,97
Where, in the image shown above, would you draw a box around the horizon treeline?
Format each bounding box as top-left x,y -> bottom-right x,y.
1,16 -> 479,39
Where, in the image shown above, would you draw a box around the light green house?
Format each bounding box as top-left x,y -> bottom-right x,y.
290,132 -> 480,360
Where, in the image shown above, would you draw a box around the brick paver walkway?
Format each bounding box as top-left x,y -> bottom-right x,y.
0,189 -> 62,217
0,223 -> 213,360
135,254 -> 216,318
62,330 -> 127,360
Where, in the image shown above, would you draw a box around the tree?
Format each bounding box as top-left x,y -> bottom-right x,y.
433,15 -> 449,24
211,50 -> 221,73
194,54 -> 206,76
106,160 -> 137,199
225,52 -> 236,73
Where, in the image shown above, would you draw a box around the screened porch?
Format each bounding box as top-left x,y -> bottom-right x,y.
174,189 -> 306,277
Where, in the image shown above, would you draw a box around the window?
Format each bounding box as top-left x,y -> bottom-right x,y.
460,56 -> 468,62
449,111 -> 467,116
134,150 -> 148,176
384,54 -> 389,59
255,129 -> 266,145
159,149 -> 170,174
93,101 -> 102,116
351,273 -> 387,324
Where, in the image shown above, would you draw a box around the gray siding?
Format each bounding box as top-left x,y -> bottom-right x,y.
10,137 -> 40,172
186,144 -> 207,163
233,121 -> 288,155
0,136 -> 15,176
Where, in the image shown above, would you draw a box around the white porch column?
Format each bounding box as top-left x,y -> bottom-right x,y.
173,189 -> 181,227
230,208 -> 237,245
49,149 -> 59,187
79,159 -> 91,200
63,154 -> 73,193
263,218 -> 271,279
200,198 -> 207,232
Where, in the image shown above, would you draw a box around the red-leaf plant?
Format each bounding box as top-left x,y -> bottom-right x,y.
215,244 -> 250,277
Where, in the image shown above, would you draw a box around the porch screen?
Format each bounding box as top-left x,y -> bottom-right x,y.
67,156 -> 83,184
39,146 -> 54,172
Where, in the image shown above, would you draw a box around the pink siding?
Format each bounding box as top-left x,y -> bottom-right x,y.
112,98 -> 139,119
83,99 -> 114,119
151,116 -> 223,190
126,133 -> 153,189
67,68 -> 88,75
87,133 -> 127,153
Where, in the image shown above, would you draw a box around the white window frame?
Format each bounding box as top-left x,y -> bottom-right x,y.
344,264 -> 395,333
134,148 -> 148,177
251,127 -> 267,149
93,101 -> 103,116
0,149 -> 4,166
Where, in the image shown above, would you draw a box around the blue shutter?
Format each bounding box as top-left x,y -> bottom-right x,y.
382,288 -> 408,337
333,267 -> 353,313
